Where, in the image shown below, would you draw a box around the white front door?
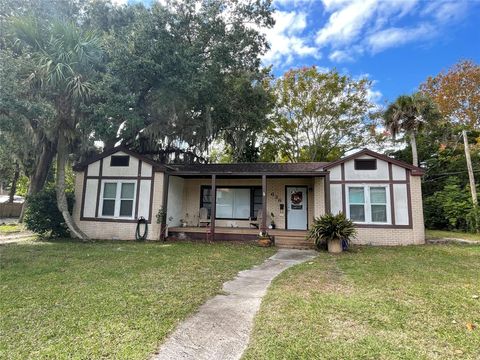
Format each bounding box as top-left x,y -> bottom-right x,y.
286,186 -> 308,230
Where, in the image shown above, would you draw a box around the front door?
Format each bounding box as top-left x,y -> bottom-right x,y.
286,186 -> 308,230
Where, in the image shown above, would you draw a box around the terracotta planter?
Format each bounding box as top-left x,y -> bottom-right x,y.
327,238 -> 342,253
258,237 -> 272,247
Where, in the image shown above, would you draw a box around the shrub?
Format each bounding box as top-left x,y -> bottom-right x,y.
24,187 -> 74,238
424,177 -> 478,232
308,213 -> 356,249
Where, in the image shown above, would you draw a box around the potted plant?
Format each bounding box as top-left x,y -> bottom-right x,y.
308,213 -> 356,253
257,231 -> 272,247
269,212 -> 276,229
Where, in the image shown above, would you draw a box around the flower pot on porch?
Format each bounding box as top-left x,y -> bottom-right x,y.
327,238 -> 342,253
258,236 -> 272,247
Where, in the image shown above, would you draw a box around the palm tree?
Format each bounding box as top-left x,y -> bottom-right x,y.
13,18 -> 103,240
383,93 -> 439,167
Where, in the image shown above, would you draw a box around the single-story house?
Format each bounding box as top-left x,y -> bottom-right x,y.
72,147 -> 425,246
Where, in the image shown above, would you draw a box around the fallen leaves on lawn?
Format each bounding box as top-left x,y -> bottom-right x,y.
466,322 -> 476,331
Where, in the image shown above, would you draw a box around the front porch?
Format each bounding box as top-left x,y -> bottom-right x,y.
168,226 -> 314,249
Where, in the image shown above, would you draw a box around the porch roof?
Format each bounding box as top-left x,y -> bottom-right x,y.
167,162 -> 328,178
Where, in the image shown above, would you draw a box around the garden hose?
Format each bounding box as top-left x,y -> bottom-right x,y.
135,217 -> 148,241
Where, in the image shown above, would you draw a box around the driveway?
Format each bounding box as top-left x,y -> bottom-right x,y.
152,249 -> 317,360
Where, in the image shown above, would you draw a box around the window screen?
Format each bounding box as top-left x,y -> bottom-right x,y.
102,183 -> 117,216
119,183 -> 135,217
370,187 -> 387,223
354,159 -> 376,170
348,187 -> 365,222
216,188 -> 250,219
110,155 -> 130,167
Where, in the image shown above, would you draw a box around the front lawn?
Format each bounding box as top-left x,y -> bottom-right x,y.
0,240 -> 275,359
0,223 -> 21,235
426,229 -> 480,242
244,245 -> 480,360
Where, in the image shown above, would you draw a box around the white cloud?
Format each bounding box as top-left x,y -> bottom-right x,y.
367,24 -> 435,53
316,0 -> 379,46
328,49 -> 354,62
422,0 -> 469,23
312,0 -> 471,63
262,11 -> 319,67
111,0 -> 127,6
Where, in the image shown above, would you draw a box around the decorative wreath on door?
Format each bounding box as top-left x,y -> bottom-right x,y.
290,191 -> 303,204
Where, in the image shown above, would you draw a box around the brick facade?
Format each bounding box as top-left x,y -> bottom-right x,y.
73,171 -> 164,240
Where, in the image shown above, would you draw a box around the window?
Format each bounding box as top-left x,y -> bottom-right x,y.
370,187 -> 387,222
200,186 -> 262,219
354,159 -> 376,170
347,185 -> 389,224
101,181 -> 136,218
252,188 -> 263,218
110,155 -> 130,167
348,187 -> 365,222
217,188 -> 250,219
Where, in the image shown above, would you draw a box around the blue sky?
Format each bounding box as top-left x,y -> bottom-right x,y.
123,0 -> 480,104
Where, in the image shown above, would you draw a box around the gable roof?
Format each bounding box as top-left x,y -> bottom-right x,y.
72,147 -> 423,176
323,148 -> 424,175
72,146 -> 170,172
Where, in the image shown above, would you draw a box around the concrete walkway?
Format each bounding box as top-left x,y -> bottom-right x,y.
152,249 -> 317,360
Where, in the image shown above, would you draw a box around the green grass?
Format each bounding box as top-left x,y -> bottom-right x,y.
0,223 -> 21,235
244,245 -> 480,360
0,240 -> 275,359
426,229 -> 480,241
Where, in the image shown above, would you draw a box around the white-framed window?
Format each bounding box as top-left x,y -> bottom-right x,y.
216,188 -> 251,219
346,185 -> 390,224
99,181 -> 136,219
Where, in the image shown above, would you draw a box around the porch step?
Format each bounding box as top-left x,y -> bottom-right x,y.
275,236 -> 315,250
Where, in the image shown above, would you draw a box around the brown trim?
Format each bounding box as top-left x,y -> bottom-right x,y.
323,148 -> 424,174
80,166 -> 88,219
210,174 -> 216,240
354,224 -> 412,229
134,160 -> 142,219
324,173 -> 331,214
285,185 -> 309,230
86,175 -> 153,180
341,163 -> 346,214
330,179 -> 407,184
94,158 -> 103,218
160,173 -> 170,241
148,172 -> 155,223
261,175 -> 267,232
172,171 -> 329,178
406,169 -> 413,227
389,163 -> 396,226
79,217 -> 150,224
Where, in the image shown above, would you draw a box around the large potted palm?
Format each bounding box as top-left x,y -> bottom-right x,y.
308,213 -> 356,253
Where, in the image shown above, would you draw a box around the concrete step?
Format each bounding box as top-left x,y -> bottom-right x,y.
274,236 -> 315,250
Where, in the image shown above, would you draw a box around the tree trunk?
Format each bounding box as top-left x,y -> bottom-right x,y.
410,133 -> 419,167
19,140 -> 56,222
8,162 -> 20,203
463,129 -> 478,206
56,129 -> 89,240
